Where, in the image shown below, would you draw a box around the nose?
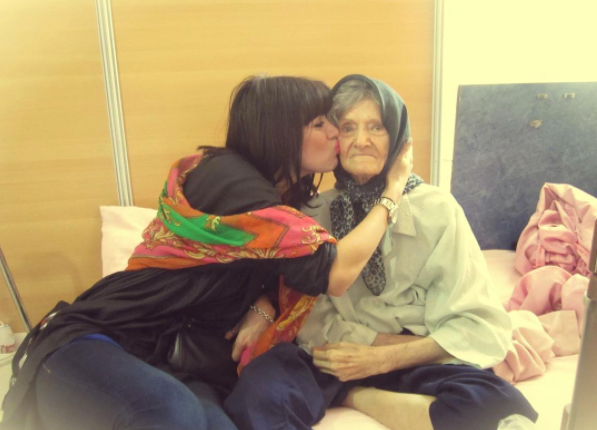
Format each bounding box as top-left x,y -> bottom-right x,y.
354,127 -> 372,148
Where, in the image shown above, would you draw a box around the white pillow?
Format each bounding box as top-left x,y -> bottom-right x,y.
100,206 -> 156,277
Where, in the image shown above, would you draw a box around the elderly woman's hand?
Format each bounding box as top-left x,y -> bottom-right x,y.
313,337 -> 453,382
312,342 -> 391,382
383,139 -> 413,203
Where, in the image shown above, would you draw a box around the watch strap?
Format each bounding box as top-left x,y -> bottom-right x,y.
374,197 -> 397,223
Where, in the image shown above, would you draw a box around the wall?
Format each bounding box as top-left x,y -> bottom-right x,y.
436,0 -> 597,190
0,0 -> 434,332
0,0 -> 118,332
112,0 -> 435,206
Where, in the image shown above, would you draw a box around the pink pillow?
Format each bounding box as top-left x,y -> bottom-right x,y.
100,206 -> 156,277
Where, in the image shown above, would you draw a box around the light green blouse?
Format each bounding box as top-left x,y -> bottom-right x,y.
297,184 -> 512,369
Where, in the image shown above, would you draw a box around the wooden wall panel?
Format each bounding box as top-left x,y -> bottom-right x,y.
0,1 -> 118,332
112,0 -> 434,208
0,0 -> 434,333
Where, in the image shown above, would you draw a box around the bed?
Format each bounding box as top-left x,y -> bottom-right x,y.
98,82 -> 597,430
100,205 -> 587,430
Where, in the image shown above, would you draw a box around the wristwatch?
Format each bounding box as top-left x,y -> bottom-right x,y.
374,196 -> 399,225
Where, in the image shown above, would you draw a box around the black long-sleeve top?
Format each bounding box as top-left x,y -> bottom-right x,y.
1,150 -> 336,430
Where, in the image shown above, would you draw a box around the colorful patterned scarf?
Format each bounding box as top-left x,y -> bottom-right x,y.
126,153 -> 336,370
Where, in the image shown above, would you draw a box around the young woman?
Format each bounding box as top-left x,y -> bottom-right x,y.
1,75 -> 413,430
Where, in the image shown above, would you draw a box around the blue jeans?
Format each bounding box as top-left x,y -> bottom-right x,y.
35,339 -> 238,430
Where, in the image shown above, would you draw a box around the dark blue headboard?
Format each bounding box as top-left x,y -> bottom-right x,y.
451,82 -> 597,250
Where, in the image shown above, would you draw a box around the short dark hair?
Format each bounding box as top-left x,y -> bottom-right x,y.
200,75 -> 332,208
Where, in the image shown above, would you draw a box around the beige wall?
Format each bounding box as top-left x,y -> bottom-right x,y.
0,0 -> 434,333
437,0 -> 597,190
0,1 -> 118,332
112,0 -> 435,207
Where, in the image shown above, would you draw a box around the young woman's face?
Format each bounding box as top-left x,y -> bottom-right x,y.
300,115 -> 340,177
337,99 -> 390,185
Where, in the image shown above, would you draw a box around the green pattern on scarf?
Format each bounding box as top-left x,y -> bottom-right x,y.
157,183 -> 256,246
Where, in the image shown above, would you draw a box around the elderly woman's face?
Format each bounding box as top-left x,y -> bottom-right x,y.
337,98 -> 389,185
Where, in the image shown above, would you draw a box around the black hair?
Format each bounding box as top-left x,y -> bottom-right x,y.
200,75 -> 332,208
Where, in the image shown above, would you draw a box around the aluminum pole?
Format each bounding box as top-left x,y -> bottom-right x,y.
0,245 -> 31,332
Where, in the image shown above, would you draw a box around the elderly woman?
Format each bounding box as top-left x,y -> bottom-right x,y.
225,75 -> 538,430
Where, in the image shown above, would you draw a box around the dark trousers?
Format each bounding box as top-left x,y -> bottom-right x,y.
225,343 -> 538,430
35,339 -> 238,430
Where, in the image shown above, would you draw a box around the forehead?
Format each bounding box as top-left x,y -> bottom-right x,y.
341,98 -> 382,122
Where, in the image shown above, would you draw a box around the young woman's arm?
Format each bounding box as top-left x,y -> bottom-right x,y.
225,294 -> 275,361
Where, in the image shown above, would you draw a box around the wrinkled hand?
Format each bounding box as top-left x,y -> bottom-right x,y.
225,308 -> 272,362
384,139 -> 414,202
312,342 -> 389,382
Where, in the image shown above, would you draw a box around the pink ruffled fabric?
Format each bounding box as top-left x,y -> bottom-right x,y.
506,266 -> 588,332
493,310 -> 554,384
538,311 -> 581,357
494,183 -> 596,384
515,183 -> 596,278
